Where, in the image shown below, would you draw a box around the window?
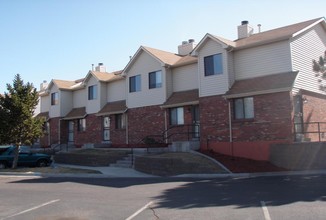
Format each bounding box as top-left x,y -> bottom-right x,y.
170,107 -> 184,125
129,75 -> 141,92
51,92 -> 58,105
78,118 -> 86,131
204,53 -> 223,76
234,97 -> 254,120
149,70 -> 162,89
88,85 -> 97,100
115,114 -> 126,129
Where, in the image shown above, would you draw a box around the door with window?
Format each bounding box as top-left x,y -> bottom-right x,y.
293,95 -> 304,141
68,121 -> 74,143
103,116 -> 110,141
191,105 -> 200,139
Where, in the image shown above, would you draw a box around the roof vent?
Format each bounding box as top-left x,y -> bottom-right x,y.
188,39 -> 195,43
241,20 -> 249,25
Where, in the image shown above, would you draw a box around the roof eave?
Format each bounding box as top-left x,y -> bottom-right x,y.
160,100 -> 199,109
223,87 -> 293,99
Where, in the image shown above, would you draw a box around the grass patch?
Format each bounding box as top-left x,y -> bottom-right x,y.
69,148 -> 129,156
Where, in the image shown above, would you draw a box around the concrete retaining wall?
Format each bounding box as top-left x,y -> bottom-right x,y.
270,142 -> 326,170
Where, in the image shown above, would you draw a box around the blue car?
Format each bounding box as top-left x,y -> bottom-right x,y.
0,146 -> 52,169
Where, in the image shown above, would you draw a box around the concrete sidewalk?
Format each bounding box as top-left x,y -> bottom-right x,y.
57,164 -> 158,178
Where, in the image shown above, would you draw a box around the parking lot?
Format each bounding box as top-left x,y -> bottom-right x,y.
0,174 -> 325,220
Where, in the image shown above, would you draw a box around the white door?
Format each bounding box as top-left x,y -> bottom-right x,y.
68,121 -> 74,143
103,117 -> 110,141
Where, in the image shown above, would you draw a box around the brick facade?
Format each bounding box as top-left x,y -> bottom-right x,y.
301,90 -> 326,142
127,105 -> 165,144
200,92 -> 294,160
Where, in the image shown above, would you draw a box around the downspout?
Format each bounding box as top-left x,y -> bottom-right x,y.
228,100 -> 234,157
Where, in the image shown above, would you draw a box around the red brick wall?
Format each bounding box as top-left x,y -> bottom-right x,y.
301,90 -> 326,141
200,92 -> 294,159
109,115 -> 127,145
49,117 -> 60,145
74,114 -> 102,147
127,105 -> 165,144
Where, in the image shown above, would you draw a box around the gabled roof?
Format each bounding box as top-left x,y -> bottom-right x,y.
97,100 -> 127,116
63,107 -> 87,120
224,72 -> 298,99
83,70 -> 124,84
161,89 -> 199,108
234,17 -> 325,49
123,46 -> 194,74
193,17 -> 326,53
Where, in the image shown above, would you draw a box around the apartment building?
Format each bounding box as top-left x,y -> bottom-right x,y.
38,17 -> 326,160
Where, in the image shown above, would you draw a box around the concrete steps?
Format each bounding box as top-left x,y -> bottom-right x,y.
110,154 -> 133,168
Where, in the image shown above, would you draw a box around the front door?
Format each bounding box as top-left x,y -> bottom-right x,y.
68,121 -> 74,143
103,116 -> 110,141
191,105 -> 200,139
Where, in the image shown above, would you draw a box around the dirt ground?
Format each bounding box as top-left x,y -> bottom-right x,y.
201,150 -> 288,173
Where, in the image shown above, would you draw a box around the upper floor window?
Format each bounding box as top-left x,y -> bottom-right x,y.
169,107 -> 184,125
51,92 -> 58,105
129,75 -> 141,93
234,97 -> 254,120
88,85 -> 97,100
78,118 -> 86,132
149,70 -> 162,89
204,53 -> 223,76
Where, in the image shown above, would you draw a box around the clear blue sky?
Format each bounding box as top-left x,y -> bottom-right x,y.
0,0 -> 325,93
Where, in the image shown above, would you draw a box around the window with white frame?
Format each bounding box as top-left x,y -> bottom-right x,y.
51,92 -> 59,105
234,97 -> 254,120
78,118 -> 86,131
169,107 -> 184,125
129,75 -> 141,92
149,70 -> 162,89
88,85 -> 97,100
204,53 -> 223,76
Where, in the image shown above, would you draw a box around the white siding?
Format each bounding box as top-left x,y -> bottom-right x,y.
198,39 -> 230,97
107,79 -> 126,102
291,23 -> 326,94
166,68 -> 173,98
60,90 -> 73,117
86,76 -> 101,114
73,89 -> 86,108
49,84 -> 60,118
40,94 -> 50,113
126,51 -> 166,108
100,82 -> 107,109
172,63 -> 198,92
227,52 -> 235,88
234,40 -> 292,80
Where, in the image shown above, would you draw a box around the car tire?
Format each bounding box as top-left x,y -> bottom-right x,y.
0,161 -> 7,169
37,159 -> 48,167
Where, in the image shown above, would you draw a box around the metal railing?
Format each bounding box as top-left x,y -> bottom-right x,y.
294,122 -> 326,142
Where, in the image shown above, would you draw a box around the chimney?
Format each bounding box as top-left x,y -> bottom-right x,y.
178,39 -> 197,55
40,80 -> 48,91
95,63 -> 106,72
237,20 -> 254,39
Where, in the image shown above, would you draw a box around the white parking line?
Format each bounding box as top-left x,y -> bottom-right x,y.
260,201 -> 272,220
125,201 -> 154,220
1,199 -> 60,220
